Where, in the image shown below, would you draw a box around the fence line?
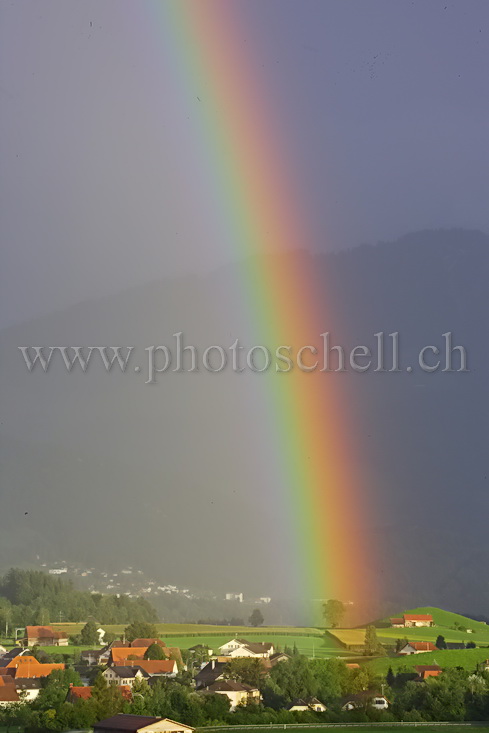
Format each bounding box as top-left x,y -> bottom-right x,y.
198,723 -> 489,731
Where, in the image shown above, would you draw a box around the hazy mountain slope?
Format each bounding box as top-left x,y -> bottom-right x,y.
1,229 -> 488,617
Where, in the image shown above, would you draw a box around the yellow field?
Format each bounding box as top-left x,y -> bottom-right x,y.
326,628 -> 367,648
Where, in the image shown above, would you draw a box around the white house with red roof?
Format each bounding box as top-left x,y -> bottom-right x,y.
399,641 -> 437,655
390,614 -> 434,628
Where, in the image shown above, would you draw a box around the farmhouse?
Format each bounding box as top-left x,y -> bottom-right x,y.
201,679 -> 260,710
390,614 -> 434,628
218,638 -> 274,658
415,665 -> 442,680
399,641 -> 437,655
94,715 -> 195,733
24,625 -> 69,646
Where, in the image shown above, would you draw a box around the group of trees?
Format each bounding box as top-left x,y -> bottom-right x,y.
0,569 -> 159,630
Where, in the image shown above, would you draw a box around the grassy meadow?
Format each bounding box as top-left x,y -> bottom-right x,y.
367,647 -> 489,674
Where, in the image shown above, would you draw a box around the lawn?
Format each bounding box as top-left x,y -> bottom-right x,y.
367,647 -> 489,674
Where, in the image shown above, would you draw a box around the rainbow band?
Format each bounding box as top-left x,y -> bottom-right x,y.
154,0 -> 376,617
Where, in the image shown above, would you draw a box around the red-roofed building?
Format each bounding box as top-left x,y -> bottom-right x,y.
68,685 -> 132,703
110,647 -> 148,665
131,639 -> 166,648
0,685 -> 20,705
133,660 -> 177,677
415,665 -> 442,679
399,641 -> 437,655
390,614 -> 434,628
24,625 -> 69,647
5,655 -> 65,678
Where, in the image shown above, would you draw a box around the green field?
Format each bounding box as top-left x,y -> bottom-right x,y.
383,607 -> 489,631
46,623 -> 346,659
367,647 -> 489,674
32,632 -> 349,660
165,633 -> 350,658
50,622 -> 323,637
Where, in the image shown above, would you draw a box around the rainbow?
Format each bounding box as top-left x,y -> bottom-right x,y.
152,0 -> 377,619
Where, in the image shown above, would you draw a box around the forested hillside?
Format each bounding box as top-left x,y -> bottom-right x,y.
0,569 -> 159,628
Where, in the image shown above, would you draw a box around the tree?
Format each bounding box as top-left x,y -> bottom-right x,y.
436,634 -> 447,649
386,666 -> 396,688
322,599 -> 345,628
124,621 -> 158,642
145,642 -> 166,660
224,658 -> 264,688
80,619 -> 100,646
395,637 -> 409,653
364,625 -> 385,656
249,609 -> 264,627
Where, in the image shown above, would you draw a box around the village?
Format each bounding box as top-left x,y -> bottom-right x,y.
1,605 -> 489,731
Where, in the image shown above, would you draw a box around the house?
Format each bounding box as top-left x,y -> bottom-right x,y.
390,614 -> 434,628
4,656 -> 65,678
345,663 -> 360,670
0,646 -> 7,658
446,642 -> 466,650
389,618 -> 405,628
201,680 -> 260,711
68,685 -> 132,703
133,660 -> 177,678
103,666 -> 146,687
81,648 -> 108,666
268,652 -> 291,667
414,665 -> 442,680
94,715 -> 195,733
194,660 -> 227,690
0,681 -> 20,706
110,647 -> 148,665
399,641 -> 437,655
478,659 -> 489,673
14,678 -> 43,701
340,691 -> 390,711
218,638 -> 274,658
0,648 -> 29,668
188,645 -> 212,657
131,639 -> 166,649
24,625 -> 69,646
286,697 -> 327,712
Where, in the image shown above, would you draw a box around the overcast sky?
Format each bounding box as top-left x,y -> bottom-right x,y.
1,0 -> 488,327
